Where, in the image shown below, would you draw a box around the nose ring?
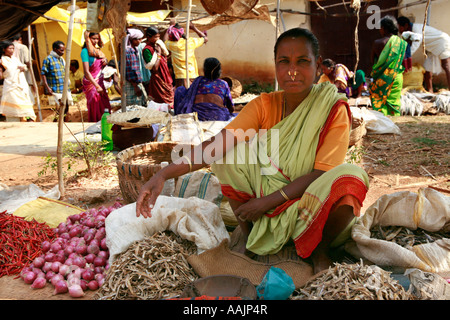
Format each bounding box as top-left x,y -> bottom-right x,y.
288,70 -> 297,81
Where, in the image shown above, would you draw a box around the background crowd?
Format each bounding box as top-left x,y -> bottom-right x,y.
0,15 -> 449,122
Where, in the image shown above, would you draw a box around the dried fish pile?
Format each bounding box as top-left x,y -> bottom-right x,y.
94,231 -> 198,300
291,261 -> 413,300
370,225 -> 448,250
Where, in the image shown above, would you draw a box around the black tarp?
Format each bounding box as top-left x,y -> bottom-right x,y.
0,0 -> 61,40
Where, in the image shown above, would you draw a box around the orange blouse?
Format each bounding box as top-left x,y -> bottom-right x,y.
225,91 -> 350,172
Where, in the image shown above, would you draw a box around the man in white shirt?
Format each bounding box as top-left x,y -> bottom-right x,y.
398,16 -> 450,92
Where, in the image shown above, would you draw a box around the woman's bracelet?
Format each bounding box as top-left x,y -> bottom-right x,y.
181,155 -> 192,172
279,188 -> 290,201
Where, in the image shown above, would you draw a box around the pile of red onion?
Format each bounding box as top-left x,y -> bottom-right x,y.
20,202 -> 122,298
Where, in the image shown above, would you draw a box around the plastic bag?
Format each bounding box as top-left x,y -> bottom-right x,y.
351,107 -> 401,135
256,267 -> 295,300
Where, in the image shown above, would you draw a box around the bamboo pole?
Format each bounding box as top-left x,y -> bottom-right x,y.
57,0 -> 76,197
185,0 -> 192,89
274,0 -> 280,91
27,26 -> 42,122
121,32 -> 128,112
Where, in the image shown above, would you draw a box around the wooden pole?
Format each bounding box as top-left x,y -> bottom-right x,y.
28,26 -> 42,122
274,0 -> 280,91
121,32 -> 128,112
57,0 -> 76,197
185,0 -> 192,89
107,29 -> 121,83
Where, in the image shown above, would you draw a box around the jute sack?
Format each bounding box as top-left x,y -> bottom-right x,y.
349,188 -> 450,273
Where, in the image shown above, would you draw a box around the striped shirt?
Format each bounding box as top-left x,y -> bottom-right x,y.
125,46 -> 142,84
41,55 -> 65,93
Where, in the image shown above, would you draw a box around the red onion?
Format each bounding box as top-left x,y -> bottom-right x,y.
68,284 -> 84,298
89,238 -> 100,247
85,253 -> 96,264
83,217 -> 95,228
97,250 -> 109,260
54,252 -> 66,264
44,252 -> 55,262
94,266 -> 104,275
45,270 -> 55,282
87,280 -> 99,290
64,245 -> 75,257
64,258 -> 73,266
87,244 -> 100,255
95,273 -> 105,286
50,261 -> 61,273
60,232 -> 70,240
83,232 -> 94,243
31,277 -> 46,289
69,213 -> 80,223
23,272 -> 37,284
33,256 -> 45,269
75,244 -> 87,256
42,261 -> 52,273
50,242 -> 62,253
53,280 -> 68,294
72,256 -> 86,268
82,269 -> 95,281
100,238 -> 108,250
93,256 -> 106,267
41,240 -> 51,253
80,279 -> 88,291
51,274 -> 64,287
68,226 -> 82,238
59,264 -> 70,277
20,266 -> 32,279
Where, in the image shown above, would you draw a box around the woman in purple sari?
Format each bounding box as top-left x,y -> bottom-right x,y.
174,57 -> 234,121
81,32 -> 111,122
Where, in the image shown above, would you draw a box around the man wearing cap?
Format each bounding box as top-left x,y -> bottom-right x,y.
124,28 -> 146,106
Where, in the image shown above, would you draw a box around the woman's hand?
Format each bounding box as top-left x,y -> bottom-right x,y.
136,173 -> 166,218
234,197 -> 270,222
96,85 -> 104,93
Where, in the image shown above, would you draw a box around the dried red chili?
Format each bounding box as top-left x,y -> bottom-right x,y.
0,211 -> 56,278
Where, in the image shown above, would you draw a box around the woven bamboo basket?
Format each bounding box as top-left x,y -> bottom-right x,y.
349,117 -> 367,146
116,142 -> 194,203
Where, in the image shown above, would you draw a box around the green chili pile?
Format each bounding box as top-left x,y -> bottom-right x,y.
0,211 -> 56,277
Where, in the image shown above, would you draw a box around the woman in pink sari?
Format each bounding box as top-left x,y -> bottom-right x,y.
81,32 -> 111,122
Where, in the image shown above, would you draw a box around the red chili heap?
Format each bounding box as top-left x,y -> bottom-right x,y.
0,211 -> 56,277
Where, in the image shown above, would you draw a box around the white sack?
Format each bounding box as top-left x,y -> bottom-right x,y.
351,107 -> 401,135
349,188 -> 450,273
105,196 -> 230,265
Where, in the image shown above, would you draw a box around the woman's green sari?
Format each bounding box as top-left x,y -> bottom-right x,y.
212,83 -> 369,258
370,35 -> 407,116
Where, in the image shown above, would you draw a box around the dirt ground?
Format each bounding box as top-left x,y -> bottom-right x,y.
0,111 -> 448,300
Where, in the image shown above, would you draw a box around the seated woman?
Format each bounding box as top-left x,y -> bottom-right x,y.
136,28 -> 369,274
174,57 -> 234,121
318,59 -> 366,98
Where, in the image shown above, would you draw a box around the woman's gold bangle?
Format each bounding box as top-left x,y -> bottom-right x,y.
279,188 -> 290,201
181,155 -> 192,172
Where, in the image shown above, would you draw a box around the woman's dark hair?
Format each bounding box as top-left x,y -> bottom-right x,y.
0,40 -> 13,56
146,26 -> 159,37
380,15 -> 399,35
274,27 -> 320,59
322,58 -> 336,69
52,40 -> 65,51
82,32 -> 100,49
203,57 -> 221,80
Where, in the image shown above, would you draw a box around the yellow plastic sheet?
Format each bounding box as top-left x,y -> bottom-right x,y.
13,197 -> 84,228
